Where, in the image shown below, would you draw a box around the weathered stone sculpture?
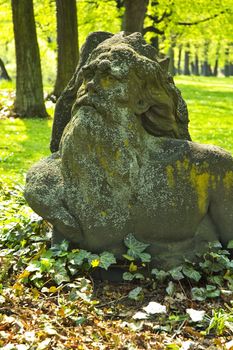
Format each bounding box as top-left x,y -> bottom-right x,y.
25,32 -> 233,269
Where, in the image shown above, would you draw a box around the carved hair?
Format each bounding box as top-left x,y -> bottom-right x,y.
88,33 -> 191,140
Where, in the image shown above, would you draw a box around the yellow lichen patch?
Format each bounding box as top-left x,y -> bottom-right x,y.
124,139 -> 129,147
95,145 -> 103,155
211,175 -> 216,190
176,158 -> 189,174
100,76 -> 114,89
176,160 -> 182,174
166,165 -> 175,188
223,171 -> 233,190
99,156 -> 109,171
182,157 -> 189,171
190,166 -> 210,214
100,211 -> 107,217
115,149 -> 121,160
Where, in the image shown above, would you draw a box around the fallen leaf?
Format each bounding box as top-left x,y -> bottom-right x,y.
132,311 -> 148,320
143,301 -> 167,314
186,308 -> 205,322
226,339 -> 233,350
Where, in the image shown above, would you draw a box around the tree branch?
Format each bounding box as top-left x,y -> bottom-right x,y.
115,0 -> 124,9
147,9 -> 172,24
177,9 -> 229,26
142,26 -> 164,35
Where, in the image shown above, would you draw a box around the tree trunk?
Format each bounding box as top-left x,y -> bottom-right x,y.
150,36 -> 159,50
224,47 -> 230,77
122,0 -> 149,33
229,63 -> 233,76
194,53 -> 199,75
11,0 -> 47,118
168,45 -> 175,76
202,41 -> 212,76
202,61 -> 209,76
0,58 -> 11,81
190,62 -> 195,75
213,59 -> 218,76
53,0 -> 79,98
213,43 -> 220,77
177,45 -> 182,74
184,47 -> 190,75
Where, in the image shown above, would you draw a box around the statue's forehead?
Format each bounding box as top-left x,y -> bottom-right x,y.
87,49 -> 133,77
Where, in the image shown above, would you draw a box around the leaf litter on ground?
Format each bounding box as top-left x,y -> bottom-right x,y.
0,184 -> 233,349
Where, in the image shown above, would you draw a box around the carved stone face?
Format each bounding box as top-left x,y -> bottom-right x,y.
75,48 -> 179,138
76,56 -> 131,118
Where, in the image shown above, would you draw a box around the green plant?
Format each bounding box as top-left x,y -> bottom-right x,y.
204,307 -> 233,336
122,233 -> 151,281
20,241 -> 116,288
151,240 -> 233,301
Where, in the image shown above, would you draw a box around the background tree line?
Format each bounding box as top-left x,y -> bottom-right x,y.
0,0 -> 232,118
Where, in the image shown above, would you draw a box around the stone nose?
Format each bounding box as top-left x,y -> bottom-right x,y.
86,80 -> 97,93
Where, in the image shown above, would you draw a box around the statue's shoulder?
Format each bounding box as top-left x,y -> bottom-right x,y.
160,138 -> 233,167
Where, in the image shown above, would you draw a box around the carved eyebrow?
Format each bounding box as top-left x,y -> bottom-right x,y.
98,59 -> 111,71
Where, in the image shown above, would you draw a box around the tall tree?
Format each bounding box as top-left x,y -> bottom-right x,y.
0,58 -> 11,81
11,0 -> 47,118
122,0 -> 149,33
184,45 -> 190,75
53,0 -> 79,98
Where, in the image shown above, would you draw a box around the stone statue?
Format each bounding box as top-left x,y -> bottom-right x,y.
25,32 -> 233,270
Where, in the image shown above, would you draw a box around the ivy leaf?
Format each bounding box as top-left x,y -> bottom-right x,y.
208,275 -> 223,286
206,289 -> 220,298
191,287 -> 206,301
123,272 -> 135,281
68,249 -> 91,266
128,287 -> 143,301
124,233 -> 149,259
166,281 -> 176,296
169,266 -> 184,281
151,268 -> 168,281
208,241 -> 222,249
53,273 -> 70,285
50,240 -> 69,257
134,273 -> 145,280
182,266 -> 202,282
205,284 -> 220,298
122,254 -> 135,261
52,260 -> 70,285
99,251 -> 116,270
139,252 -> 151,263
227,240 -> 233,249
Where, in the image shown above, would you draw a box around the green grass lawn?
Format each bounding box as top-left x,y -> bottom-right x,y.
175,76 -> 233,153
0,76 -> 233,185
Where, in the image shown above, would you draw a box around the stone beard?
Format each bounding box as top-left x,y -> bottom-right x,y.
25,32 -> 233,269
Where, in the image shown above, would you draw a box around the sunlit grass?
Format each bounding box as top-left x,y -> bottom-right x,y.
0,118 -> 52,185
175,76 -> 233,154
